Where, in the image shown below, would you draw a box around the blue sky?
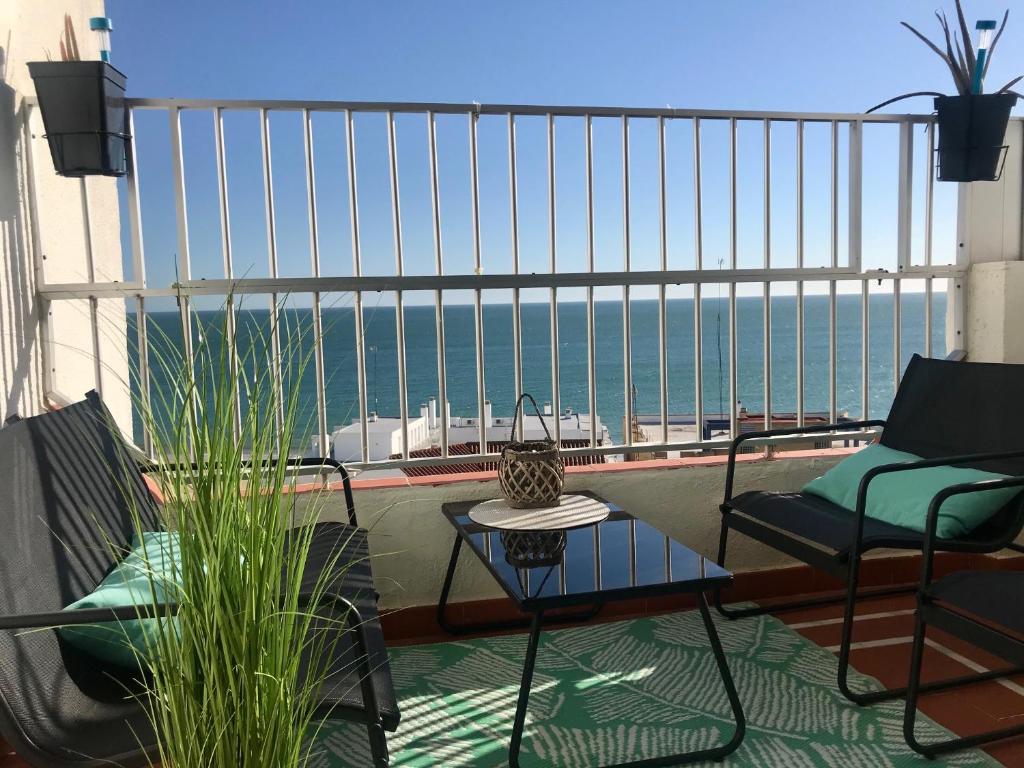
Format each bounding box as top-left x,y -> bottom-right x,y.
107,0 -> 1023,307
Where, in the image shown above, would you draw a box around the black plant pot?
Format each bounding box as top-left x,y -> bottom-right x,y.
27,61 -> 128,177
935,93 -> 1017,182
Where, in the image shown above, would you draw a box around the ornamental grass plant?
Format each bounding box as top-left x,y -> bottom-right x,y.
128,300 -> 355,767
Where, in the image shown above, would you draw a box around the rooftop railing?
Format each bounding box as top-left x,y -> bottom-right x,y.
30,98 -> 973,470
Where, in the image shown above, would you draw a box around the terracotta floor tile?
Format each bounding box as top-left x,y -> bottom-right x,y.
928,625 -> 1024,672
960,683 -> 1024,722
986,740 -> 1024,768
768,593 -> 1024,766
916,687 -> 1006,734
774,593 -> 916,625
795,613 -> 917,648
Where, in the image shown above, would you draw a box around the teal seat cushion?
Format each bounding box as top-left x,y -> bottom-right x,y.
803,444 -> 1021,539
59,531 -> 181,669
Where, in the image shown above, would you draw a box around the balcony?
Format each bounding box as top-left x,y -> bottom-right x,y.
5,4 -> 1024,768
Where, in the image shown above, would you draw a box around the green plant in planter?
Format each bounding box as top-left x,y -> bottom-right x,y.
29,14 -> 128,176
131,300 -> 353,768
869,0 -> 1023,182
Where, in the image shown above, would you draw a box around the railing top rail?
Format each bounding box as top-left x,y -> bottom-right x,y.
36,264 -> 967,301
124,97 -> 938,124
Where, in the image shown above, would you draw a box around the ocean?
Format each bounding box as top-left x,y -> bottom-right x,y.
135,292 -> 947,446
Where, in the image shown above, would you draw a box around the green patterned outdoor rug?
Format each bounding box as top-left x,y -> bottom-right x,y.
310,610 -> 1001,767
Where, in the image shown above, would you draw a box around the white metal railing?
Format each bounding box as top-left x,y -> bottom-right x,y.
31,98 -> 970,470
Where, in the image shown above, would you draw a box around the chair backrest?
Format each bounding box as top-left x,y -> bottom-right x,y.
0,391 -> 159,762
883,354 -> 1024,476
0,391 -> 158,617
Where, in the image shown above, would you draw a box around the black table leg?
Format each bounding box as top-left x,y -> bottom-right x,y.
509,611 -> 545,768
508,593 -> 745,767
436,533 -> 601,636
435,534 -> 465,635
693,592 -> 747,762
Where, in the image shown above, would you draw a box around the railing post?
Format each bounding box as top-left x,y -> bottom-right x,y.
897,121 -> 914,274
547,113 -> 561,446
763,119 -> 772,430
168,106 -> 196,455
428,110 -> 449,457
387,111 -> 410,459
829,120 -> 839,423
508,114 -> 524,442
622,115 -> 633,448
924,122 -> 935,359
728,117 -> 738,439
258,107 -> 285,436
693,118 -> 704,441
214,107 -> 242,444
848,120 -> 863,273
657,116 -> 669,445
585,114 -> 598,450
795,119 -> 805,428
895,120 -> 912,383
469,111 -> 487,451
302,109 -> 329,457
345,109 -> 370,464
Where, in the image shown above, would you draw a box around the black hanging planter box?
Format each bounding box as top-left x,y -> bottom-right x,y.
27,61 -> 128,177
935,93 -> 1017,182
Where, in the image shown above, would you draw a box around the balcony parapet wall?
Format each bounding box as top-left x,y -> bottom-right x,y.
294,450 -> 852,611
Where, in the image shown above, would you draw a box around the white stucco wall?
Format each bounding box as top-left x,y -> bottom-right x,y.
298,455 -> 850,611
0,0 -> 131,430
958,118 -> 1024,364
967,260 -> 1024,364
957,120 -> 1023,268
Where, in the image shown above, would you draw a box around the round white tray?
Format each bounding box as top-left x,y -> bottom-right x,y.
467,494 -> 610,531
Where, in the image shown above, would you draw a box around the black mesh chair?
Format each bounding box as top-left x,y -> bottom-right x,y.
715,354 -> 1024,706
0,391 -> 398,767
903,475 -> 1024,757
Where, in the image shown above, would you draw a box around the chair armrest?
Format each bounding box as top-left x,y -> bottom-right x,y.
141,457 -> 357,526
917,475 -> 1024,589
0,587 -> 365,633
2,591 -> 382,724
298,590 -> 383,722
722,419 -> 886,503
0,602 -> 180,631
1,591 -> 384,726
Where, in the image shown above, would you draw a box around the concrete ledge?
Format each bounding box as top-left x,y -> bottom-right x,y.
295,448 -> 857,610
342,445 -> 862,492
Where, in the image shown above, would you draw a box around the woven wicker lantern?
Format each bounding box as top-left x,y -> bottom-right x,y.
497,393 -> 565,508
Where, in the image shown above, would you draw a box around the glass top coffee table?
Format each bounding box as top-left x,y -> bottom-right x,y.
437,491 -> 745,768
